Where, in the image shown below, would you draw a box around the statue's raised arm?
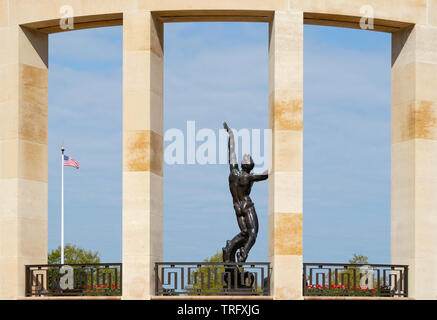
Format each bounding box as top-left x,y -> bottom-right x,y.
223,122 -> 238,170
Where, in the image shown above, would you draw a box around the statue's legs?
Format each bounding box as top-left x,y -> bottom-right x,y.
237,206 -> 259,263
222,205 -> 260,288
222,231 -> 249,289
223,204 -> 248,262
223,203 -> 259,263
223,230 -> 248,262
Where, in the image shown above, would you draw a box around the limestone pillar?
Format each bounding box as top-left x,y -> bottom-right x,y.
268,10 -> 303,300
391,24 -> 437,300
122,11 -> 164,300
0,26 -> 48,299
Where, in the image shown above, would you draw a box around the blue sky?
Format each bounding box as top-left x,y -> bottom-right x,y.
48,22 -> 391,263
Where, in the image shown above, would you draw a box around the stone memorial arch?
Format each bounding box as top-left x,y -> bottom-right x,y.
0,0 -> 436,300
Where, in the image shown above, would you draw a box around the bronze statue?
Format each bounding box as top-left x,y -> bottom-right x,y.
222,122 -> 268,263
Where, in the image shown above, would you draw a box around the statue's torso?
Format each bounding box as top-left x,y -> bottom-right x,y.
229,169 -> 254,206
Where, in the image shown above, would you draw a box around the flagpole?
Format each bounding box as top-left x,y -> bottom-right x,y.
61,146 -> 65,264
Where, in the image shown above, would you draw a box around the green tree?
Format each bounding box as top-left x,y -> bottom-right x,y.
184,252 -> 264,296
306,253 -> 390,296
186,252 -> 225,295
349,253 -> 369,264
335,253 -> 369,288
46,245 -> 121,296
48,244 -> 100,264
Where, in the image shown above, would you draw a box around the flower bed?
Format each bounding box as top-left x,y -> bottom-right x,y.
305,284 -> 392,297
47,284 -> 121,296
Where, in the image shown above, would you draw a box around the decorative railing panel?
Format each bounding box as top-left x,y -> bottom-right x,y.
303,263 -> 408,297
155,262 -> 271,296
25,263 -> 122,297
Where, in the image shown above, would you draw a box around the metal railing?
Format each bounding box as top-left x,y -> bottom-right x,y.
25,263 -> 122,297
155,262 -> 271,296
303,263 -> 408,297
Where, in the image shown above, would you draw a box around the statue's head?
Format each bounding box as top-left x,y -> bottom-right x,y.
241,154 -> 254,173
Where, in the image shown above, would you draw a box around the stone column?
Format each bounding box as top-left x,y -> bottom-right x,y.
122,11 -> 164,300
0,25 -> 48,299
391,23 -> 437,300
268,10 -> 303,300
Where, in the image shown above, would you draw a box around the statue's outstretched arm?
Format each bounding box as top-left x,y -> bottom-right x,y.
251,170 -> 268,182
223,122 -> 238,170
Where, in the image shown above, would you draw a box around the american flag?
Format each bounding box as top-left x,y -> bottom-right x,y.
64,155 -> 79,169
